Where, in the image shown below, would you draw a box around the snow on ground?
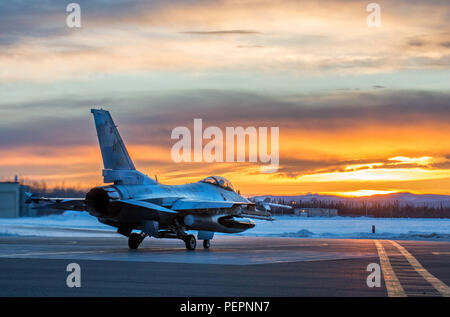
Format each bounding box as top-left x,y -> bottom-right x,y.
0,211 -> 450,241
242,216 -> 450,241
0,211 -> 116,237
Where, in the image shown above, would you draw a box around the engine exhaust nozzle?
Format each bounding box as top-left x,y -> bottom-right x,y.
85,187 -> 110,215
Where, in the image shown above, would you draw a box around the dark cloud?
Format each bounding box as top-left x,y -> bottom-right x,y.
0,114 -> 96,149
273,157 -> 352,178
1,89 -> 449,152
0,1 -> 66,46
404,33 -> 450,50
435,161 -> 450,169
0,0 -> 197,46
136,89 -> 450,132
275,155 -> 450,179
408,39 -> 426,47
181,30 -> 260,35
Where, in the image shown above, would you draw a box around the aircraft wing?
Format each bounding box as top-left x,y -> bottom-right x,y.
110,200 -> 179,222
29,197 -> 87,211
252,198 -> 293,212
170,199 -> 273,220
265,202 -> 294,209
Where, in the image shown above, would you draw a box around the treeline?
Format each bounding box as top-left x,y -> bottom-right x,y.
25,180 -> 86,198
268,199 -> 450,218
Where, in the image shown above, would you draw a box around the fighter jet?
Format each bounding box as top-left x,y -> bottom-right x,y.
30,109 -> 272,250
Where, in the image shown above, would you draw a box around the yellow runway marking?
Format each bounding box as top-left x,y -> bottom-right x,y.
373,240 -> 406,297
390,241 -> 450,297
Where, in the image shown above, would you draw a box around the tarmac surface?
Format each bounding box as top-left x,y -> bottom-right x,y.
0,236 -> 448,296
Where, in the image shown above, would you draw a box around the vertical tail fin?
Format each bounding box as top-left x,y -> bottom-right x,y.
91,109 -> 135,170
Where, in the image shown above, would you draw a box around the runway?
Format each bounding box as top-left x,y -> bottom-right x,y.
0,236 -> 449,296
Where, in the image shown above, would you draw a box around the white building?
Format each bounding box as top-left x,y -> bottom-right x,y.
294,208 -> 338,217
0,182 -> 32,218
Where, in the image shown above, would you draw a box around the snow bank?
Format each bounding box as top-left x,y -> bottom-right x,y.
0,211 -> 116,237
1,212 -> 450,241
238,216 -> 450,241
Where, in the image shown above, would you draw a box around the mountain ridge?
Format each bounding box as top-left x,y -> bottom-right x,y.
252,192 -> 450,207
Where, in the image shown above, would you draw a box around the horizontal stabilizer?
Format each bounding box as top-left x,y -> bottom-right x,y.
28,197 -> 87,211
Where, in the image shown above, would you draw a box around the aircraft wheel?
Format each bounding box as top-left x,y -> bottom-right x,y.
203,239 -> 210,249
184,234 -> 196,250
128,233 -> 141,249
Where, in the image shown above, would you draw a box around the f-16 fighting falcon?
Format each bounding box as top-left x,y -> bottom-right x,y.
30,109 -> 273,250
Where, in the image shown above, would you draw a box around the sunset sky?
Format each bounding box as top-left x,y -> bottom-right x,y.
0,0 -> 449,196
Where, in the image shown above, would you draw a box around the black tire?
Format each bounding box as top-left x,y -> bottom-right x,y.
184,234 -> 196,250
128,233 -> 141,249
203,239 -> 210,249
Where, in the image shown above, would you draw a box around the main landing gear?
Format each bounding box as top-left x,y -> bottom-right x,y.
183,235 -> 211,251
184,234 -> 196,250
127,230 -> 211,251
128,232 -> 147,249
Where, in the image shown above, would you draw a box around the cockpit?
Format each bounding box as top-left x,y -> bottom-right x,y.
200,176 -> 235,192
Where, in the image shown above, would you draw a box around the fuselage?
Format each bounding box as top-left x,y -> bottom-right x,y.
86,180 -> 255,234
113,182 -> 249,205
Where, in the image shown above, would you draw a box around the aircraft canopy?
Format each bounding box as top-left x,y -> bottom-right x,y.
201,176 -> 235,192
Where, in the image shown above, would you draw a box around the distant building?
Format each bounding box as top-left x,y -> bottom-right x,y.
294,208 -> 338,217
0,182 -> 33,218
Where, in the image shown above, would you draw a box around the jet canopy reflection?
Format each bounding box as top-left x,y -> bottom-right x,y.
200,176 -> 235,192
